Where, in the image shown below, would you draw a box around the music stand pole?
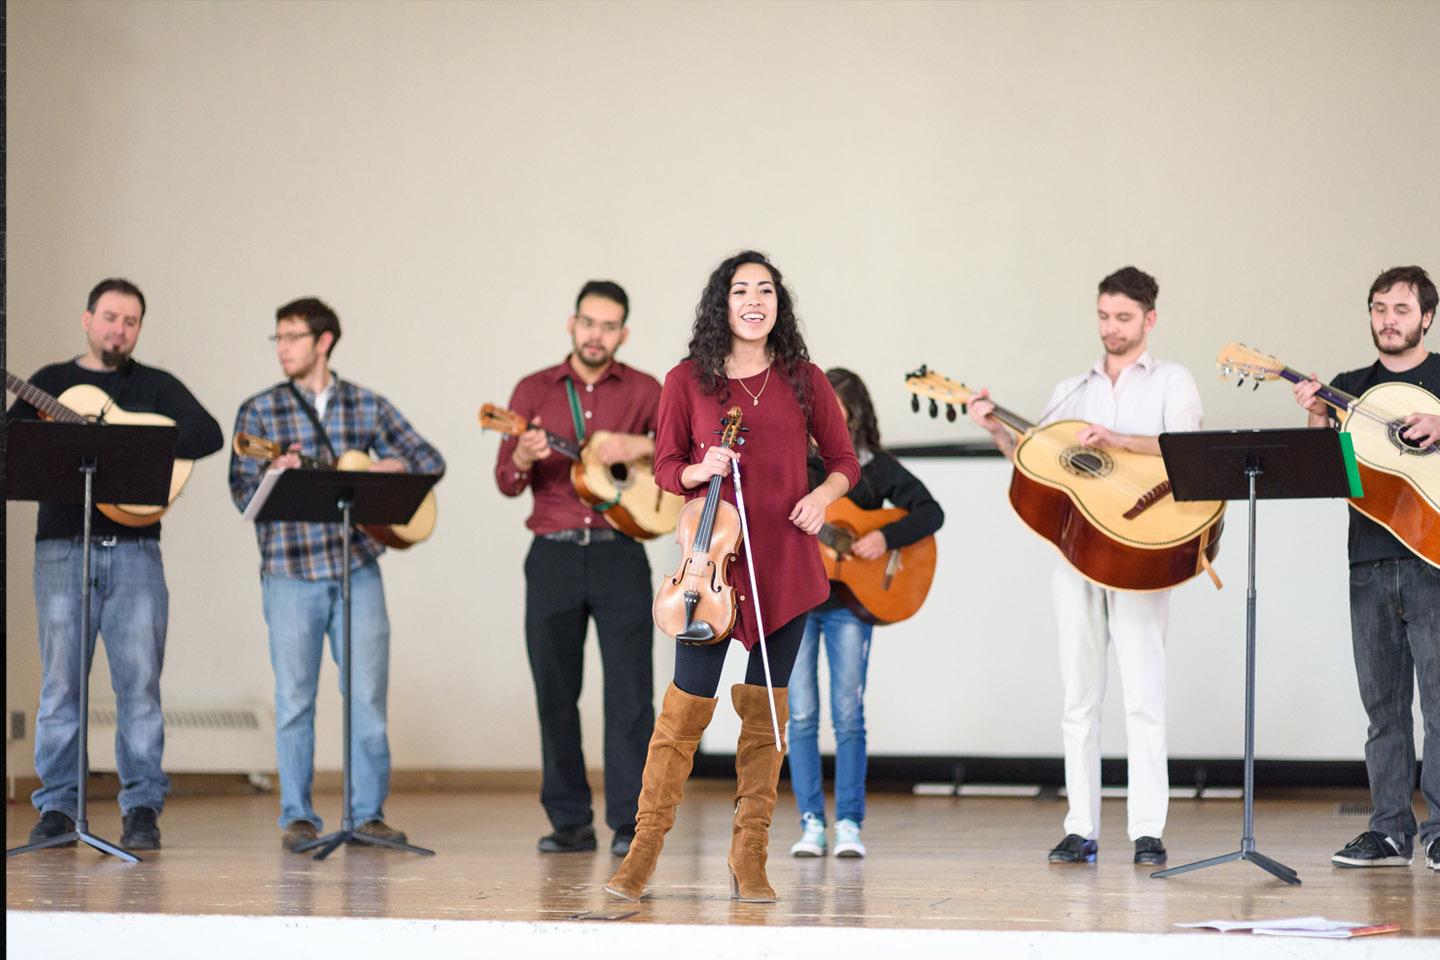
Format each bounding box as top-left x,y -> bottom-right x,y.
295,499 -> 434,860
7,463 -> 139,862
1153,460 -> 1298,884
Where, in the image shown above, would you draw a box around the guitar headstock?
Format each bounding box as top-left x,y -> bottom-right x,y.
478,403 -> 529,437
233,432 -> 283,461
1216,342 -> 1284,384
903,365 -> 976,422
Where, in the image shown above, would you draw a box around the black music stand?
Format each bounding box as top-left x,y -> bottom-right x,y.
1151,428 -> 1360,886
248,467 -> 440,860
4,420 -> 177,863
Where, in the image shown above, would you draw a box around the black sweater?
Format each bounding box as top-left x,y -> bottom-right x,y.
809,447 -> 946,610
7,358 -> 224,540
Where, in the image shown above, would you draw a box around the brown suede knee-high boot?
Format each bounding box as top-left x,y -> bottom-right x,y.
728,683 -> 789,903
605,682 -> 719,901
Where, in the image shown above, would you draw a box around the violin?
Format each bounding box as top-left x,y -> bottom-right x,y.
653,406 -> 747,645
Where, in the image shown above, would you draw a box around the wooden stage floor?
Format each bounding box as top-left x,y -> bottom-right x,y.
5,782 -> 1437,938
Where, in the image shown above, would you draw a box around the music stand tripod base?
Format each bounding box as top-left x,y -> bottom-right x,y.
294,829 -> 436,860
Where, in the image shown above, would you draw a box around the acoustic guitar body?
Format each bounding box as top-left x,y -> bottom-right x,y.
51,384 -> 194,527
570,429 -> 683,540
333,449 -> 437,549
1010,420 -> 1224,592
819,497 -> 936,625
1340,382 -> 1440,567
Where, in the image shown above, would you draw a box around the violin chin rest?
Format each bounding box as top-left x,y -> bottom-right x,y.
676,621 -> 717,645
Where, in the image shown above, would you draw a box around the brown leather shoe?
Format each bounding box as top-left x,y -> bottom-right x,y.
605,683 -> 719,901
728,683 -> 788,903
282,820 -> 318,852
356,819 -> 408,844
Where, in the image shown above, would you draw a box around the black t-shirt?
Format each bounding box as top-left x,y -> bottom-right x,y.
6,358 -> 224,541
1329,352 -> 1440,565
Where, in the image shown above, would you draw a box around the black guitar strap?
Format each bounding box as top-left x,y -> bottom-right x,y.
287,381 -> 339,463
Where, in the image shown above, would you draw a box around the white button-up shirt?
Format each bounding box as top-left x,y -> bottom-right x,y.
1040,350 -> 1203,435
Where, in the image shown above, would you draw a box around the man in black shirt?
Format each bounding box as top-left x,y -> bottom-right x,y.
7,278 -> 224,850
1294,265 -> 1440,872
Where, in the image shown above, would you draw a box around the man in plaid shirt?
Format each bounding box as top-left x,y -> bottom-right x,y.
229,297 -> 444,852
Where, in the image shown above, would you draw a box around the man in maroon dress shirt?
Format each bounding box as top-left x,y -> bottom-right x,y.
493,280 -> 663,857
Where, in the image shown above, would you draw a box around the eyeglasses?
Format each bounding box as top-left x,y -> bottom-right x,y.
267,332 -> 315,345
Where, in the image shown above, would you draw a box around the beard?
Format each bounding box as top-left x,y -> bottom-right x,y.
1371,324 -> 1423,355
1103,335 -> 1141,357
573,343 -> 613,369
99,347 -> 132,368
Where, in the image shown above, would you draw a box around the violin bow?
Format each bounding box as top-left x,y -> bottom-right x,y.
729,454 -> 784,752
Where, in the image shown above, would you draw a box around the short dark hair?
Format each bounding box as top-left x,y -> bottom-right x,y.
1368,265 -> 1437,321
87,278 -> 146,318
1097,266 -> 1159,313
575,280 -> 629,323
275,297 -> 342,357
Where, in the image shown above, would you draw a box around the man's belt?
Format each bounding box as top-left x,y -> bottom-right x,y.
541,527 -> 623,546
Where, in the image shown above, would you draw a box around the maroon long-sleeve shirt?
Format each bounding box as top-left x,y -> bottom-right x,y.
494,357 -> 662,535
654,359 -> 860,651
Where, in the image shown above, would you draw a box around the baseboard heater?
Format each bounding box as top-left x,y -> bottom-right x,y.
88,700 -> 276,788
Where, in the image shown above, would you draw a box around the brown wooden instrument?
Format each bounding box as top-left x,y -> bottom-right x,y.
1218,342 -> 1440,567
905,366 -> 1225,592
819,497 -> 937,624
5,372 -> 194,527
478,403 -> 682,540
231,433 -> 437,548
653,406 -> 746,645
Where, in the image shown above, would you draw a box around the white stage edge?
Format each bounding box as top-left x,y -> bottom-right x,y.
7,910 -> 1434,959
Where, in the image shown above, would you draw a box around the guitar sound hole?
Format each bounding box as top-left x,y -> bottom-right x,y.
1387,419 -> 1437,456
609,463 -> 632,484
1060,446 -> 1114,477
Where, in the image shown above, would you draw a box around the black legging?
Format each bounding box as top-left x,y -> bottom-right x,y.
672,614 -> 808,699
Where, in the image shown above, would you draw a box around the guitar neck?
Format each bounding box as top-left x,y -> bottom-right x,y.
5,372 -> 87,424
544,431 -> 581,461
1269,366 -> 1357,413
989,402 -> 1035,436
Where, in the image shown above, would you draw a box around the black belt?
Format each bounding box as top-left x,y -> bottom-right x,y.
541,527 -> 623,546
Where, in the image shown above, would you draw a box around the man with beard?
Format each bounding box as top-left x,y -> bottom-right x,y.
969,266 -> 1202,867
494,280 -> 660,857
229,297 -> 445,852
9,278 -> 224,850
1293,265 -> 1439,872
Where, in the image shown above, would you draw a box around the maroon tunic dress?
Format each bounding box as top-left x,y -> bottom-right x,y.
653,359 -> 860,651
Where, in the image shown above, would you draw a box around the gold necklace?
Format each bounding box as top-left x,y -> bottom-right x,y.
732,364 -> 771,406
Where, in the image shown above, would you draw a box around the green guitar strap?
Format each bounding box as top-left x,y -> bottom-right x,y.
565,379 -> 622,513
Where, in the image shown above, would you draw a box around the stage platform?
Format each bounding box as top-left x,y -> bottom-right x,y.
6,782 -> 1436,958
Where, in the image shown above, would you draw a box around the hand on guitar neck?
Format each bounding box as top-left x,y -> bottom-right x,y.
269,443 -> 406,474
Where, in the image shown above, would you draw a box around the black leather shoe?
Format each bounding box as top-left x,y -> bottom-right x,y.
537,824 -> 596,853
1134,836 -> 1167,865
120,806 -> 161,850
28,810 -> 77,847
1048,834 -> 1098,863
610,828 -> 635,857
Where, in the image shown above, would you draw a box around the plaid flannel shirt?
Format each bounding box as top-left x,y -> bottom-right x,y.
229,375 -> 445,581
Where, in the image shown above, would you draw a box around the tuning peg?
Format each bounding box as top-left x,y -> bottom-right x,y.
735,436 -> 746,446
910,394 -> 920,413
1253,381 -> 1260,391
1236,377 -> 1244,388
945,404 -> 957,423
928,398 -> 939,418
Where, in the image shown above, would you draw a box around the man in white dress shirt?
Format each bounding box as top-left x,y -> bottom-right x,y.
969,266 -> 1203,866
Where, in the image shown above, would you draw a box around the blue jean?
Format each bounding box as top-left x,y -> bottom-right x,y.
787,606 -> 872,825
262,562 -> 391,830
32,537 -> 170,817
1348,557 -> 1440,848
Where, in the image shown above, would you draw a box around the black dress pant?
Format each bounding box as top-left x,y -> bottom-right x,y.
524,536 -> 655,832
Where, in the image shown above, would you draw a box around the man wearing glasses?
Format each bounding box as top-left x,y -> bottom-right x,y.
228,297 -> 445,852
493,280 -> 660,857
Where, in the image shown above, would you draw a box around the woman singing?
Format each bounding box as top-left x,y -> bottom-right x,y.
789,368 -> 944,859
606,250 -> 858,903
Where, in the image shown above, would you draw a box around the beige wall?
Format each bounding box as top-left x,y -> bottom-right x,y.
7,0 -> 1439,777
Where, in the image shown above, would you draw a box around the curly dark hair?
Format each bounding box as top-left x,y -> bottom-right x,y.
826,367 -> 882,453
687,250 -> 812,423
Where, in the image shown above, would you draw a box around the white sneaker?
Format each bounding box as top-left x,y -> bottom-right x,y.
790,812 -> 826,857
834,819 -> 866,858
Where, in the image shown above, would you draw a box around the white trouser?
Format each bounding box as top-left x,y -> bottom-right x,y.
1052,564 -> 1170,841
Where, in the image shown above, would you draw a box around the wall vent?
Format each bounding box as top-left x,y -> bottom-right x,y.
88,701 -> 275,779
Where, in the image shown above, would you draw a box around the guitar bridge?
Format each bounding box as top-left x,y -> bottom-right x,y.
1124,480 -> 1173,520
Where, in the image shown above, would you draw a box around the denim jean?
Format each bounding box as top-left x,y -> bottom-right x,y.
262,561 -> 391,830
32,536 -> 170,818
1348,557 -> 1440,849
787,606 -> 872,825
